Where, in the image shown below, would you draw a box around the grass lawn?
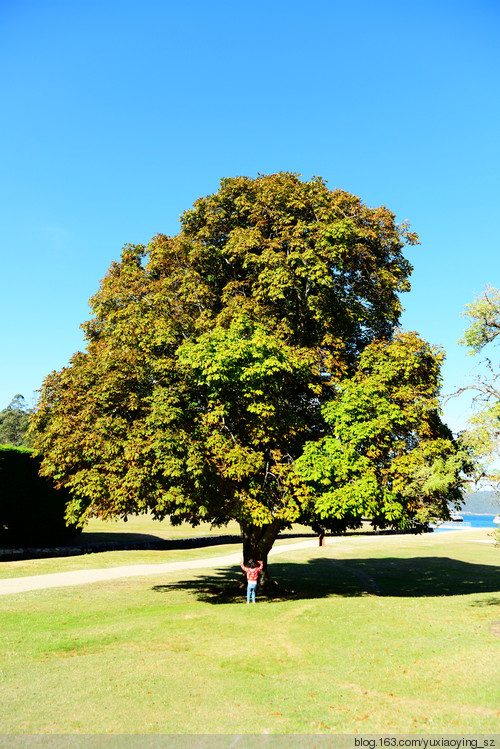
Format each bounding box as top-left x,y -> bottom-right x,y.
0,529 -> 499,734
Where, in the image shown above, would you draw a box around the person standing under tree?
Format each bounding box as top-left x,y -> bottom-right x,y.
240,559 -> 263,603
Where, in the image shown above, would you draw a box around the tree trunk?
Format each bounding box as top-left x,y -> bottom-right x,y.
239,518 -> 282,591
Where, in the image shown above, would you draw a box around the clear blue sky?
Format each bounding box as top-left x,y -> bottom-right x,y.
1,0 -> 499,433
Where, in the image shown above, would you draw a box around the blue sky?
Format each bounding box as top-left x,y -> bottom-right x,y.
1,0 -> 499,433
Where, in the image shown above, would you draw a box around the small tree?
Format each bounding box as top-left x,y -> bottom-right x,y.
30,174 -> 463,583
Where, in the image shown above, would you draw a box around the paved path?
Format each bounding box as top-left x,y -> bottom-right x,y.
0,538 -> 326,596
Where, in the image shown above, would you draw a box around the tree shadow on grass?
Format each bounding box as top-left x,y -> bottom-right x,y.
151,556 -> 500,604
470,596 -> 500,607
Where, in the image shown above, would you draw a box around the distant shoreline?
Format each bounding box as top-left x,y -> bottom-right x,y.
461,512 -> 498,516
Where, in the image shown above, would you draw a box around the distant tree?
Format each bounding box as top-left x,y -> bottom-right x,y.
0,395 -> 32,447
29,173 -> 465,584
458,286 -> 500,503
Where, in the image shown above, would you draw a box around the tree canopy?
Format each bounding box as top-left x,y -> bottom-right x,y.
296,331 -> 466,532
30,173 -> 466,577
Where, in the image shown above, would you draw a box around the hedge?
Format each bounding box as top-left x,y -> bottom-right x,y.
0,444 -> 81,546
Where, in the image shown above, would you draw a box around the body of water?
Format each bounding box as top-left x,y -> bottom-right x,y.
433,514 -> 499,532
461,513 -> 499,528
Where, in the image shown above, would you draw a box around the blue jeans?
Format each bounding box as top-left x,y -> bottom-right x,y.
247,581 -> 257,603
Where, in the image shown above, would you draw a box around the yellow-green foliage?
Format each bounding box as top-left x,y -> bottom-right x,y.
296,332 -> 469,530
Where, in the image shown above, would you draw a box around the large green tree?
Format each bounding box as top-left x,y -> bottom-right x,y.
30,173 -> 462,581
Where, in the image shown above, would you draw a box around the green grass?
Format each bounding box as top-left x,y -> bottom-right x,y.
0,529 -> 499,734
82,514 -> 243,539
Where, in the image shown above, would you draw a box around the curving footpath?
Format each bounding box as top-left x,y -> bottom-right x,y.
0,538 -> 325,596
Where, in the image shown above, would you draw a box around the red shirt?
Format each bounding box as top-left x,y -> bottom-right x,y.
241,561 -> 263,581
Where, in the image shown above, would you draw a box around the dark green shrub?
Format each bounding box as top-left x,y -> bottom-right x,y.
0,445 -> 82,546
